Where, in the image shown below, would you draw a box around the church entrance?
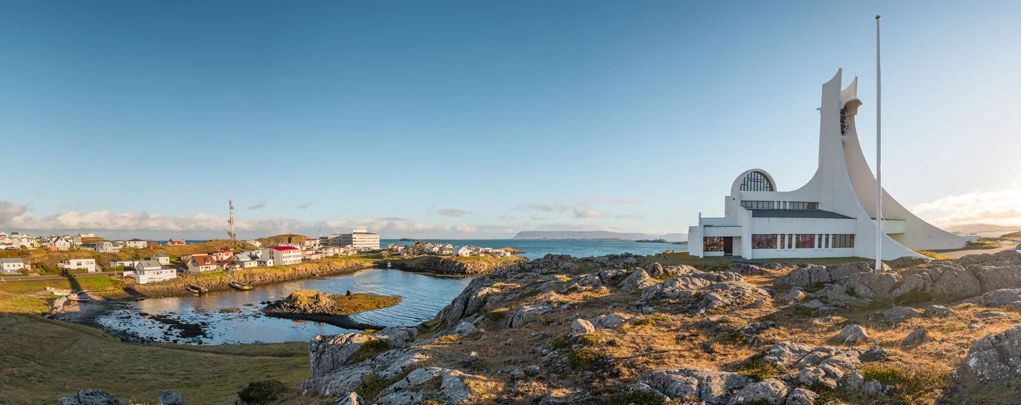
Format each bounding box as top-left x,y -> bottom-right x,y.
723,237 -> 734,256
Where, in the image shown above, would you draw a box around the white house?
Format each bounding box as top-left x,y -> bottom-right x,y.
125,238 -> 147,249
1,258 -> 25,275
90,241 -> 119,253
247,240 -> 262,248
267,245 -> 302,266
187,254 -> 218,272
441,244 -> 454,255
455,246 -> 472,257
257,257 -> 274,267
234,255 -> 258,268
688,70 -> 964,261
109,259 -> 139,269
58,259 -> 97,273
153,253 -> 171,266
322,246 -> 341,257
48,237 -> 71,251
210,250 -> 234,262
132,260 -> 177,284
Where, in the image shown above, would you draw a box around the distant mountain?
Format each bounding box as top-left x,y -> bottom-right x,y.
945,223 -> 1021,234
513,231 -> 687,242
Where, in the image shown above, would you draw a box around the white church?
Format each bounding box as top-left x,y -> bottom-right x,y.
687,69 -> 964,260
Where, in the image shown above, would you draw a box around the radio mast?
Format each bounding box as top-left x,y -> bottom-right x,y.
228,200 -> 237,246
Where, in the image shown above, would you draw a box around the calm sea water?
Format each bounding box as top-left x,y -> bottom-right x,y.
93,239 -> 685,344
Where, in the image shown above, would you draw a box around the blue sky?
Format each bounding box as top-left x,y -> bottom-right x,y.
1,1 -> 1019,239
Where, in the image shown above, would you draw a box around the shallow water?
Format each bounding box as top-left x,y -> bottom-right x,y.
94,268 -> 473,344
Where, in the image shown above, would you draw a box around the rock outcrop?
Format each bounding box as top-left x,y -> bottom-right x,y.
960,324 -> 1021,382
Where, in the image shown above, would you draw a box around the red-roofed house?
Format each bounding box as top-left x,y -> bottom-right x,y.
187,254 -> 218,272
267,245 -> 302,266
211,250 -> 234,262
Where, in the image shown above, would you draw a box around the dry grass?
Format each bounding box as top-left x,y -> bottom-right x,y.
0,313 -> 310,404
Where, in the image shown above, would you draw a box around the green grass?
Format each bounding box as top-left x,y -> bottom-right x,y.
917,250 -> 951,260
347,339 -> 396,364
732,353 -> 781,381
857,365 -> 949,404
0,313 -> 310,404
0,276 -> 126,314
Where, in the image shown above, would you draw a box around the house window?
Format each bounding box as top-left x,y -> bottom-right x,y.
752,234 -> 778,249
796,234 -> 815,249
703,237 -> 725,252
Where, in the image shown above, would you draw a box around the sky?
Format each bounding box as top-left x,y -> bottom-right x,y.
1,1 -> 1019,240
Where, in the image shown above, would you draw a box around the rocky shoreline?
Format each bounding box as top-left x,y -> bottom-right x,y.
391,255 -> 526,277
261,290 -> 401,330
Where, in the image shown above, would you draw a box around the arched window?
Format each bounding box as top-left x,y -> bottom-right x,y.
740,171 -> 774,192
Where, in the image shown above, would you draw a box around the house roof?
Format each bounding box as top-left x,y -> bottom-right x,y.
751,209 -> 854,219
273,245 -> 299,251
191,255 -> 216,266
0,258 -> 24,264
136,260 -> 162,270
128,238 -> 146,242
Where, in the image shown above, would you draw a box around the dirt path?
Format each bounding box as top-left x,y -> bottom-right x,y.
940,245 -> 1016,259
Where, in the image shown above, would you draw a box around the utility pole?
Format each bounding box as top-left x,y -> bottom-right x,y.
874,15 -> 883,271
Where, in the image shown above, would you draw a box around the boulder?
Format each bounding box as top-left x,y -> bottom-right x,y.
646,262 -> 666,278
157,391 -> 186,405
775,262 -> 872,288
887,256 -> 929,269
619,269 -> 658,291
302,348 -> 426,397
57,390 -> 122,405
901,329 -> 929,348
237,380 -> 289,405
594,313 -> 627,330
571,318 -> 596,336
960,324 -> 1021,382
727,378 -> 787,405
507,302 -> 554,328
842,272 -> 900,300
784,388 -> 818,405
924,305 -> 954,317
882,306 -> 922,322
836,325 -> 869,345
981,289 -> 1021,307
641,276 -> 714,302
695,281 -> 771,314
308,327 -> 418,379
971,264 -> 1021,292
783,288 -> 806,302
643,368 -> 753,405
376,367 -> 477,405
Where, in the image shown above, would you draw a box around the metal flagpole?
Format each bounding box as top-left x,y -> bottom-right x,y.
875,15 -> 883,271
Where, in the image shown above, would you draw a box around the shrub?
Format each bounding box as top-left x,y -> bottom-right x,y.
733,353 -> 781,381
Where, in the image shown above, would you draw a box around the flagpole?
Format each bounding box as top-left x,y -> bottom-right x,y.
874,15 -> 883,270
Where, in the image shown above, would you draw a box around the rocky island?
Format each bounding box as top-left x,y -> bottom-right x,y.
262,289 -> 402,329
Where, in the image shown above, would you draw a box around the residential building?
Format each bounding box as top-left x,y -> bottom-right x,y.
247,240 -> 262,248
256,257 -> 274,267
153,253 -> 171,266
132,260 -> 177,284
441,244 -> 454,255
147,241 -> 162,249
267,245 -> 302,266
125,238 -> 147,249
113,240 -> 126,249
167,239 -> 186,246
303,238 -> 321,249
187,254 -> 218,272
303,250 -> 323,261
322,246 -> 341,257
1,258 -> 25,275
109,259 -> 139,269
238,249 -> 262,259
88,241 -> 119,253
234,254 -> 258,268
211,250 -> 234,262
687,70 -> 964,260
58,258 -> 97,273
455,246 -> 472,257
48,237 -> 71,251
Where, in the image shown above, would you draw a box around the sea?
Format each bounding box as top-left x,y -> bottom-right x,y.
92,239 -> 685,344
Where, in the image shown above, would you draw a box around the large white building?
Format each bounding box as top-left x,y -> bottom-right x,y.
688,70 -> 964,261
131,260 -> 177,284
267,245 -> 303,265
337,230 -> 380,251
58,258 -> 97,273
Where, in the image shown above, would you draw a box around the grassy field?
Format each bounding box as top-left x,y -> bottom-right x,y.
0,313 -> 316,404
0,276 -> 126,314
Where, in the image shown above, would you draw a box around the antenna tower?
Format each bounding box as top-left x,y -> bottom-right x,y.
228,200 -> 237,245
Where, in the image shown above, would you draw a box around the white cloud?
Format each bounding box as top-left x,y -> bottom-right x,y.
437,208 -> 468,217
574,208 -> 607,218
911,186 -> 1021,227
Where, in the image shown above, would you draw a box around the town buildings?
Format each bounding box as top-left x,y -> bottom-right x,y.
328,230 -> 380,251
266,245 -> 302,266
687,70 -> 964,260
1,258 -> 25,275
125,238 -> 148,249
187,254 -> 218,272
58,258 -> 97,273
131,260 -> 177,284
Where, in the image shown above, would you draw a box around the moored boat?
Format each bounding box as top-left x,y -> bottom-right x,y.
229,280 -> 253,291
185,283 -> 209,295
68,291 -> 91,302
46,287 -> 72,297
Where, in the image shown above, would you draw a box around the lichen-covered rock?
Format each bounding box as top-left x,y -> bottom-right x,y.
156,391 -> 186,405
508,302 -> 554,328
924,304 -> 954,317
726,378 -> 787,405
775,262 -> 873,288
960,325 -> 1021,382
836,325 -> 869,345
571,318 -> 595,336
618,269 -> 657,291
971,264 -> 1021,292
377,367 -> 477,405
882,306 -> 922,322
593,313 -> 627,330
302,347 -> 426,397
842,272 -> 899,300
887,256 -> 930,269
640,276 -> 713,302
783,288 -> 806,302
783,388 -> 818,405
981,289 -> 1021,307
901,328 -> 929,348
643,368 -> 753,404
57,389 -> 122,405
308,327 -> 417,379
695,281 -> 771,314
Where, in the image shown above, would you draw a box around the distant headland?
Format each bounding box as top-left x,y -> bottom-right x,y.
512,230 -> 687,241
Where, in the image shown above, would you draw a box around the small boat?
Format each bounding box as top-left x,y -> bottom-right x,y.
185,283 -> 209,295
387,261 -> 391,269
229,280 -> 253,291
68,291 -> 91,302
46,287 -> 72,297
